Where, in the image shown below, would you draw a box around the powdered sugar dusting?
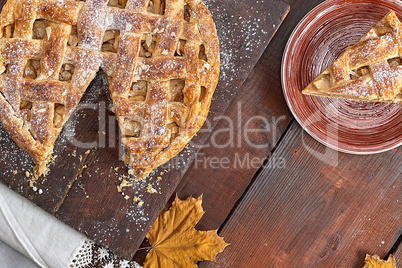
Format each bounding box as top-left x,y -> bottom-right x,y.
203,0 -> 270,89
0,123 -> 35,178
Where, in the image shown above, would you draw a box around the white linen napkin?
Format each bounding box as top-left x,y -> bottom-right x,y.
0,239 -> 40,268
0,183 -> 142,268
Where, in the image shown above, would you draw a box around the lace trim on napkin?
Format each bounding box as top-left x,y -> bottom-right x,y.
68,239 -> 142,268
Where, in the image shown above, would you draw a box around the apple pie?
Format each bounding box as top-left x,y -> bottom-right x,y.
0,0 -> 219,178
302,11 -> 402,103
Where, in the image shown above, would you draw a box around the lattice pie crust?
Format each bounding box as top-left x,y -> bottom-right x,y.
0,0 -> 219,178
303,11 -> 402,103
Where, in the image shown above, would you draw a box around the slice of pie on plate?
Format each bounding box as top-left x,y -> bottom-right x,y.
302,11 -> 402,103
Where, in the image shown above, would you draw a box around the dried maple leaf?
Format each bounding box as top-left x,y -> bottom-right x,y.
364,254 -> 398,268
144,195 -> 229,268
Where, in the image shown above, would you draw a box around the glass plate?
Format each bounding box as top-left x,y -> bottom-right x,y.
282,0 -> 402,154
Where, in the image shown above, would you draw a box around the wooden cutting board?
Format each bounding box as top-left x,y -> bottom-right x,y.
0,0 -> 289,259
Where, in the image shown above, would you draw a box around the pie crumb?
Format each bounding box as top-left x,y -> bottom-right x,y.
13,170 -> 17,175
117,179 -> 133,192
146,183 -> 157,194
138,201 -> 144,207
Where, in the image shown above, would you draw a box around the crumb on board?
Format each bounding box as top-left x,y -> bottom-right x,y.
146,183 -> 157,194
137,201 -> 144,208
117,180 -> 133,192
13,170 -> 17,175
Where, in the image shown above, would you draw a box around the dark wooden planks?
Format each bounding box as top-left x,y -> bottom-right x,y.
209,121 -> 402,267
53,0 -> 290,259
170,47 -> 292,232
394,242 -> 402,265
136,0 -> 402,266
165,0 -> 314,247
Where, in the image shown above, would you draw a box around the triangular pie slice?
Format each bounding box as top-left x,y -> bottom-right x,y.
0,0 -> 101,177
101,0 -> 219,178
303,11 -> 402,103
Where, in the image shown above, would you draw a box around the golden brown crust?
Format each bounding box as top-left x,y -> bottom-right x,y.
303,11 -> 402,103
0,0 -> 219,178
107,0 -> 220,178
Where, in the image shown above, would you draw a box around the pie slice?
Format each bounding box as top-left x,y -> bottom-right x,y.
302,11 -> 402,103
0,0 -> 219,179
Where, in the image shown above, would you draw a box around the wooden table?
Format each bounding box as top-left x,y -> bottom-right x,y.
0,0 -> 400,267
133,0 -> 402,266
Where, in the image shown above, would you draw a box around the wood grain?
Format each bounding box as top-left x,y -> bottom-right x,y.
209,122 -> 401,267
394,242 -> 402,266
170,34 -> 293,232
191,0 -> 400,266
